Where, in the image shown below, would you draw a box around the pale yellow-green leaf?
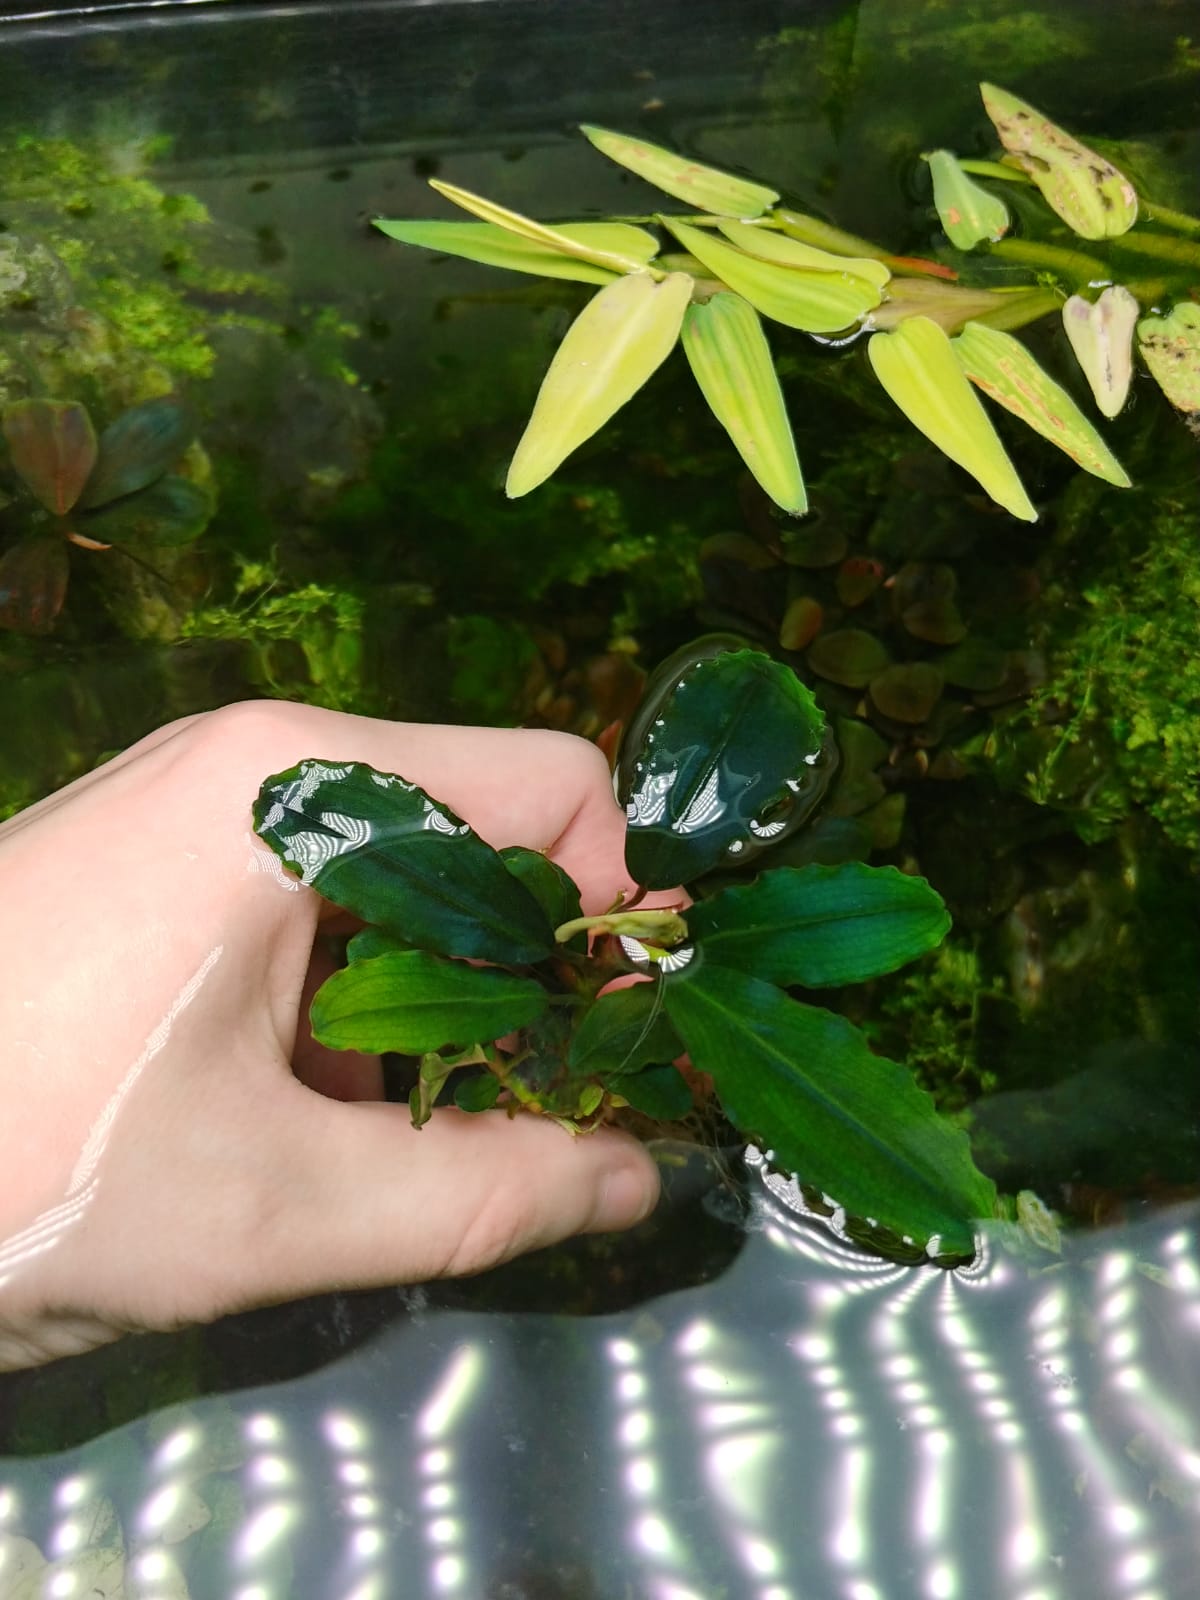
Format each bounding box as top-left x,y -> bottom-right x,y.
579,124 -> 779,217
980,83 -> 1137,240
506,271 -> 693,498
1062,286 -> 1139,418
427,179 -> 655,275
923,149 -> 1010,248
664,219 -> 879,332
373,218 -> 660,285
681,292 -> 806,514
1137,302 -> 1200,413
716,219 -> 890,288
870,277 -> 1028,334
954,321 -> 1130,487
868,316 -> 1036,521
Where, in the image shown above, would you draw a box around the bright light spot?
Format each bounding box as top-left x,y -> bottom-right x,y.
635,1513 -> 674,1557
620,1410 -> 653,1447
1171,1260 -> 1200,1291
418,1345 -> 485,1441
54,1520 -> 83,1555
687,1362 -> 738,1394
432,1553 -> 466,1590
994,1421 -> 1024,1444
1109,1504 -> 1142,1536
701,1402 -> 770,1430
848,1585 -> 884,1600
323,1411 -> 367,1452
824,1390 -> 851,1411
794,1334 -> 832,1362
742,1537 -> 779,1576
912,1406 -> 943,1428
340,1460 -> 371,1486
419,1448 -> 451,1478
1106,1330 -> 1139,1362
923,1430 -> 951,1458
958,1350 -> 985,1369
1113,1367 -> 1145,1392
1120,1550 -> 1156,1584
140,1484 -> 182,1537
1057,1410 -> 1084,1434
1099,1252 -> 1132,1287
49,1573 -> 77,1599
56,1476 -> 89,1509
627,1457 -> 658,1496
887,1356 -> 917,1377
236,1500 -> 296,1562
927,1559 -> 957,1598
618,1372 -> 647,1403
353,1527 -> 385,1561
346,1494 -> 378,1520
1029,1290 -> 1066,1329
253,1455 -> 293,1488
899,1381 -> 929,1402
608,1336 -> 641,1365
428,1517 -> 459,1547
136,1550 -> 171,1583
1009,1521 -> 1042,1572
831,1415 -> 862,1437
0,1488 -> 15,1522
245,1413 -> 282,1444
1101,1288 -> 1134,1324
971,1372 -> 1000,1393
813,1364 -> 841,1387
154,1424 -> 199,1467
423,1483 -> 454,1510
233,1586 -> 270,1600
814,1284 -> 846,1310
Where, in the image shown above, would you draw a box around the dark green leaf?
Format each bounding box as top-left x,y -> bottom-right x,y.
663,965 -> 994,1254
78,399 -> 194,509
254,759 -> 557,963
616,1062 -> 695,1121
346,927 -> 414,962
0,536 -> 69,634
685,863 -> 950,986
567,982 -> 682,1077
2,399 -> 97,515
310,950 -> 550,1053
454,1073 -> 503,1113
80,475 -> 212,548
499,846 -> 583,932
620,647 -> 835,888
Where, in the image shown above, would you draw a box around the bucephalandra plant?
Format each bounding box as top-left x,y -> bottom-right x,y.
254,641 -> 999,1263
376,84 -> 1200,518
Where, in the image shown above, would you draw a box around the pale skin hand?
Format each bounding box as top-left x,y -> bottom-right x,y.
0,702 -> 662,1371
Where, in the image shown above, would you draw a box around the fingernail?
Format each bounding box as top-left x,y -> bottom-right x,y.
592,1160 -> 660,1233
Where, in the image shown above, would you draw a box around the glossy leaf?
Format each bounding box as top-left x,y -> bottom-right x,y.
620,646 -> 835,888
427,179 -> 654,275
0,536 -> 69,634
953,321 -> 1130,486
686,863 -> 949,985
506,270 -> 692,498
2,399 -> 97,515
79,474 -> 212,547
1137,301 -> 1200,414
253,759 -> 556,963
867,317 -> 1036,521
1062,287 -> 1139,419
681,292 -> 806,514
373,218 -> 659,287
665,220 -> 880,333
715,220 -> 890,288
567,982 -> 682,1077
579,125 -> 778,218
310,950 -> 550,1054
498,846 -> 584,934
980,83 -> 1137,240
77,399 -> 194,509
923,149 -> 1010,248
663,964 -> 995,1255
616,1062 -> 694,1121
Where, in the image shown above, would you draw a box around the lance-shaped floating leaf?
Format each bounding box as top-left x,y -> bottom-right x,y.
980,83 -> 1137,240
716,220 -> 890,289
373,218 -> 659,287
427,179 -> 656,276
954,321 -> 1131,487
867,316 -> 1036,521
923,149 -> 1010,248
665,219 -> 880,333
506,270 -> 692,498
579,124 -> 779,218
2,399 -> 97,516
1137,302 -> 1200,415
1062,286 -> 1139,419
662,964 -> 995,1257
681,292 -> 806,514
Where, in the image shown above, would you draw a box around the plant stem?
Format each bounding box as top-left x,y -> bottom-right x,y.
985,237 -> 1108,282
1140,199 -> 1200,237
1110,229 -> 1200,272
971,285 -> 1062,333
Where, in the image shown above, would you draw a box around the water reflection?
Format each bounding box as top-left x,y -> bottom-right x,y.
2,1164 -> 1199,1598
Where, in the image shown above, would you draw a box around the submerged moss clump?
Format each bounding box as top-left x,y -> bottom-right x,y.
875,940 -> 1003,1113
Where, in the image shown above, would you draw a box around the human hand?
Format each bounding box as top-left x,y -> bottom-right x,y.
0,702 -> 662,1370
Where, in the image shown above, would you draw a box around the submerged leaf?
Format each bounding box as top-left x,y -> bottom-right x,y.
1061,287 -> 1139,419
663,964 -> 995,1256
681,292 -> 806,514
80,474 -> 212,547
665,219 -> 881,333
373,218 -> 658,286
923,149 -> 1010,248
716,220 -> 890,288
428,179 -> 653,275
311,950 -> 549,1054
498,846 -> 584,934
579,125 -> 779,218
980,83 -> 1137,240
807,628 -> 890,688
0,536 -> 69,634
567,982 -> 682,1078
506,271 -> 692,498
686,863 -> 950,986
1137,302 -> 1200,414
2,399 -> 97,515
867,316 -> 1036,521
868,662 -> 944,724
954,320 -> 1130,485
616,1062 -> 694,1120
253,759 -> 556,963
78,399 -> 194,509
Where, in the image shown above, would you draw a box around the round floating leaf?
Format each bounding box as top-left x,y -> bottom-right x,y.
579,125 -> 779,218
891,561 -> 956,610
939,638 -> 1009,691
427,179 -> 654,275
0,536 -> 69,634
954,320 -> 1130,486
80,475 -> 213,548
662,963 -> 994,1256
869,662 -> 944,724
781,521 -> 847,567
807,628 -> 890,688
616,1062 -> 694,1121
506,270 -> 693,498
779,594 -> 823,651
923,149 -> 1010,248
254,759 -> 556,963
901,597 -> 967,645
980,83 -> 1137,240
373,218 -> 658,286
2,399 -> 97,515
78,398 -> 194,509
681,292 -> 806,514
716,220 -> 890,288
835,557 -> 884,608
867,317 -> 1036,521
1062,288 -> 1139,420
686,862 -> 950,986
665,220 -> 880,333
310,949 -> 550,1054
1137,302 -> 1200,414
567,982 -> 682,1078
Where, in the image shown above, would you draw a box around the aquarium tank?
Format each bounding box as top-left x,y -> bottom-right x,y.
0,1 -> 1198,1596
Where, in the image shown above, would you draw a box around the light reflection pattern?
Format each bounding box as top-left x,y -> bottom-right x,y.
1,1178 -> 1199,1596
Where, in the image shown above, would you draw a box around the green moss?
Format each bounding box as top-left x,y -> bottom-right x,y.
876,940 -> 1003,1112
